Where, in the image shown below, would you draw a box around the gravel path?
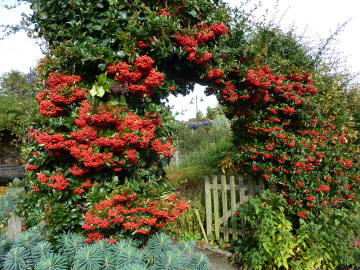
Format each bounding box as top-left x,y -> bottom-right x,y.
195,246 -> 239,270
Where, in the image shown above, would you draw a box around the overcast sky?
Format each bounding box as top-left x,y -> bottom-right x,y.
0,0 -> 359,120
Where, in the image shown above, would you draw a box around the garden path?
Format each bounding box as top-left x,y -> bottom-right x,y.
195,246 -> 239,270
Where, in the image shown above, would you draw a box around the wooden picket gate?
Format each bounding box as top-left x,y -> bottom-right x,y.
204,174 -> 265,242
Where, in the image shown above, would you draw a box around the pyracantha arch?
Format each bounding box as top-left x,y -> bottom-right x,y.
20,0 -> 359,241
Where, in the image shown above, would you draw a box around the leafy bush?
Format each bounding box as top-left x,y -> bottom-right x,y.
232,190 -> 295,269
0,226 -> 210,270
232,191 -> 360,269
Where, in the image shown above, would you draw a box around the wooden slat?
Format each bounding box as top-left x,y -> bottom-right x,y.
205,174 -> 264,242
238,175 -> 246,235
248,174 -> 255,198
8,216 -> 22,240
0,164 -> 24,178
221,175 -> 229,242
195,209 -> 208,244
204,176 -> 212,237
229,175 -> 237,239
211,225 -> 240,235
0,164 -> 22,167
208,184 -> 242,191
259,178 -> 265,194
212,175 -> 220,240
0,173 -> 24,177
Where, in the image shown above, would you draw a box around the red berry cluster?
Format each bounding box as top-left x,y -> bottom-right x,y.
36,73 -> 86,116
106,55 -> 164,97
174,23 -> 228,67
82,192 -> 189,242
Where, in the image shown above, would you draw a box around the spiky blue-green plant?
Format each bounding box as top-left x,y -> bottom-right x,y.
3,246 -> 33,270
100,251 -> 117,270
0,189 -> 20,222
150,249 -> 184,270
124,263 -> 148,270
178,241 -> 196,255
115,245 -> 143,269
144,233 -> 172,261
73,244 -> 102,270
0,244 -> 4,267
93,239 -> 111,256
111,239 -> 135,256
13,230 -> 42,250
28,223 -> 46,239
57,232 -> 85,263
186,253 -> 209,270
0,234 -> 13,268
34,252 -> 68,270
31,241 -> 53,263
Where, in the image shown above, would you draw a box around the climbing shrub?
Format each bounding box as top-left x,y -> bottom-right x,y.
19,61 -> 186,240
5,0 -> 360,267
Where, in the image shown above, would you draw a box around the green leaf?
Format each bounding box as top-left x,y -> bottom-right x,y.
117,50 -> 125,57
119,12 -> 127,20
97,86 -> 105,97
93,25 -> 102,31
90,85 -> 97,96
108,99 -> 119,106
98,73 -> 107,85
119,95 -> 126,105
188,10 -> 197,18
98,63 -> 106,71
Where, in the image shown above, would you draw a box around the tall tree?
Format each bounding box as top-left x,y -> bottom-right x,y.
0,69 -> 40,140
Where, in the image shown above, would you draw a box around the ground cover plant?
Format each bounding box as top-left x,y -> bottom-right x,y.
2,0 -> 360,268
0,224 -> 209,270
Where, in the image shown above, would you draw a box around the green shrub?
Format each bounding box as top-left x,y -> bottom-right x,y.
232,190 -> 296,269
232,191 -> 360,269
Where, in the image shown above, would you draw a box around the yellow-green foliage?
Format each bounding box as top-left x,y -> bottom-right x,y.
166,194 -> 205,242
0,186 -> 8,196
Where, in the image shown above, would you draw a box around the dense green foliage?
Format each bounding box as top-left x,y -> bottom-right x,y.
0,70 -> 41,140
0,226 -> 209,270
174,110 -> 232,174
232,191 -> 360,269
